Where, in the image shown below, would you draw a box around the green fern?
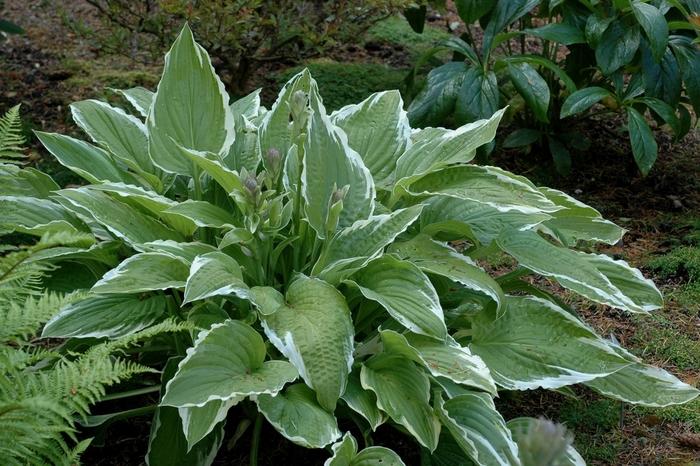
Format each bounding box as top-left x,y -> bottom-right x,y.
0,234 -> 187,465
0,104 -> 26,164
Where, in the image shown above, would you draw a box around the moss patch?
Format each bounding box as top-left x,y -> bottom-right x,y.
275,61 -> 407,111
558,398 -> 624,463
365,16 -> 451,58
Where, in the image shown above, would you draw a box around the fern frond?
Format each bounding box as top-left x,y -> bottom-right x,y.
96,318 -> 194,356
0,291 -> 86,344
0,104 -> 26,164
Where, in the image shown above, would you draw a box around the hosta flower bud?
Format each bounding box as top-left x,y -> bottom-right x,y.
244,175 -> 258,194
517,418 -> 572,466
265,148 -> 281,167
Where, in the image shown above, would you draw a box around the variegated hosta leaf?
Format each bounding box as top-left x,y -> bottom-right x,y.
402,165 -> 561,214
27,240 -> 119,266
429,431 -> 477,466
92,252 -> 190,294
330,90 -> 411,189
507,417 -> 585,466
390,234 -> 504,314
0,195 -> 86,236
260,275 -> 354,411
35,131 -> 140,185
469,295 -> 630,390
420,196 -> 552,246
147,358 -> 224,466
256,383 -> 341,449
379,330 -> 496,394
71,99 -> 154,174
147,24 -> 234,175
347,255 -> 447,340
87,183 -> 196,236
163,200 -> 237,228
136,240 -> 217,263
341,369 -> 384,431
42,294 -> 166,339
360,354 -> 441,451
175,145 -> 245,195
226,113 -> 261,172
302,78 -> 375,237
56,187 -> 184,245
230,88 -> 262,119
0,164 -> 59,198
162,320 -> 298,408
325,433 -> 406,466
538,187 -> 625,246
584,343 -> 699,407
115,86 -> 154,118
312,205 -> 423,282
436,393 -> 520,466
394,108 -> 505,184
497,230 -> 663,313
178,398 -> 241,450
258,69 -> 313,165
183,251 -> 249,304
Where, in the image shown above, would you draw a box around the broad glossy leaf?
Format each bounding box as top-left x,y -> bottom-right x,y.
348,256 -> 447,340
325,433 -> 406,466
436,394 -> 520,466
313,205 -> 423,281
42,294 -> 166,339
525,23 -> 585,45
631,1 -> 668,62
395,109 -> 505,183
455,67 -> 500,124
390,234 -> 504,314
407,62 -> 468,127
502,128 -> 540,148
470,295 -> 629,390
595,21 -> 640,75
92,252 -> 190,294
640,97 -> 681,136
627,107 -> 658,175
361,354 -> 440,451
497,230 -> 662,312
482,0 -> 539,54
584,344 -> 699,407
331,91 -> 411,188
261,275 -> 354,411
147,358 -> 224,466
420,196 -> 551,245
162,320 -> 298,407
302,79 -> 375,237
379,330 -> 495,394
670,36 -> 700,115
164,200 -> 237,228
507,63 -> 550,123
35,132 -> 138,185
57,187 -> 184,244
455,0 -> 495,24
560,86 -> 612,118
226,113 -> 260,173
642,47 -> 681,108
115,86 -> 154,118
147,25 -> 234,175
507,417 -> 585,466
548,136 -> 572,175
71,99 -> 153,172
403,165 -> 560,214
341,370 -> 384,431
256,384 -> 341,448
175,146 -> 244,194
0,195 -> 85,236
183,251 -> 249,304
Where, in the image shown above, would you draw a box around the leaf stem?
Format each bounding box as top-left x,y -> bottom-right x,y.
249,412 -> 263,466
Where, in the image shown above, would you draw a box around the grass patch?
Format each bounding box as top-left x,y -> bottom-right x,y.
62,58 -> 159,96
637,398 -> 700,431
558,398 -> 623,463
648,245 -> 700,282
366,16 -> 451,58
632,314 -> 700,371
275,61 -> 407,111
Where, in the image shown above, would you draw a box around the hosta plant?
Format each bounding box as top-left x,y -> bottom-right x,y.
407,0 -> 700,175
3,25 -> 698,465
